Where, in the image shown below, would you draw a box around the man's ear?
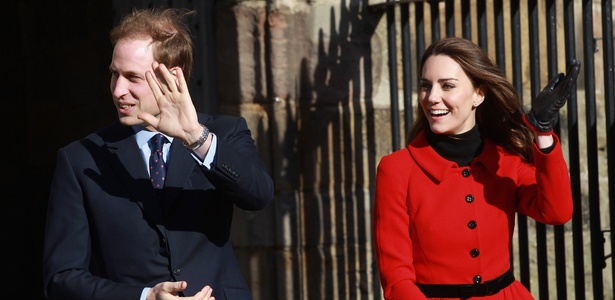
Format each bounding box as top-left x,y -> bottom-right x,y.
168,67 -> 180,87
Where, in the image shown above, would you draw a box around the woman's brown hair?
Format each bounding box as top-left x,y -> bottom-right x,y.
407,37 -> 535,163
109,8 -> 195,79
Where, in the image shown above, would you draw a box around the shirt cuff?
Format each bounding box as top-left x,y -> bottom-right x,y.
190,133 -> 217,169
140,287 -> 150,300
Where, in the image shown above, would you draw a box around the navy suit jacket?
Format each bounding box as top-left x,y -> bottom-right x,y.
43,113 -> 273,300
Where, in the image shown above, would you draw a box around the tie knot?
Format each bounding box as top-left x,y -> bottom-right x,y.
149,133 -> 167,151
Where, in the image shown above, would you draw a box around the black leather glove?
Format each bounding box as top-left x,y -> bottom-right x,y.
523,59 -> 581,133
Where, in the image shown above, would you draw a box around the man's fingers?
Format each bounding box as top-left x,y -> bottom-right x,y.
165,281 -> 187,293
193,285 -> 214,299
146,70 -> 164,98
175,67 -> 188,93
173,281 -> 187,292
138,113 -> 159,129
152,63 -> 179,94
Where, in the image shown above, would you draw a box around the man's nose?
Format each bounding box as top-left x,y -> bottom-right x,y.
111,76 -> 128,99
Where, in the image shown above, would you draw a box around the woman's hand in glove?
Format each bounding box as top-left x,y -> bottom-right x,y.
523,59 -> 581,134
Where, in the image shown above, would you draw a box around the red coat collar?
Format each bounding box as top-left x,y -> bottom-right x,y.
407,131 -> 502,183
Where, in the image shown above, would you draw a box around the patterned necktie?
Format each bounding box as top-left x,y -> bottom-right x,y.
148,133 -> 168,189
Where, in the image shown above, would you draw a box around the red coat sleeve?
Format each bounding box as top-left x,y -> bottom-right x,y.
516,134 -> 573,225
373,150 -> 427,300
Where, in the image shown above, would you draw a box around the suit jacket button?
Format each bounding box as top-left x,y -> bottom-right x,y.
465,194 -> 475,203
173,268 -> 181,275
462,169 -> 471,177
468,220 -> 477,229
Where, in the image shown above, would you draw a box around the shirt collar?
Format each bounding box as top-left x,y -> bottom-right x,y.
132,125 -> 174,149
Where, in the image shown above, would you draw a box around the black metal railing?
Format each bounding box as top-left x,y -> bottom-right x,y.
382,0 -> 614,299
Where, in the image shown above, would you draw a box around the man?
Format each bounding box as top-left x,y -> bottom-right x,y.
43,8 -> 274,300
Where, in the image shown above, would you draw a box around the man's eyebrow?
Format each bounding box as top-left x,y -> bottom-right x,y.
108,68 -> 142,77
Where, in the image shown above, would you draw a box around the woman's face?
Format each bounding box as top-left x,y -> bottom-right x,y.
419,55 -> 484,135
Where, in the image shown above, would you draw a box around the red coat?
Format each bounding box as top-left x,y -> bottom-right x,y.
373,131 -> 573,300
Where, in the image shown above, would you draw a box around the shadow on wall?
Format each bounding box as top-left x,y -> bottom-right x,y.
295,0 -> 382,298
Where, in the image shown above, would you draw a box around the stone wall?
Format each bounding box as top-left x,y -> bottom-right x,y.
217,1 -> 384,298
220,1 -> 612,299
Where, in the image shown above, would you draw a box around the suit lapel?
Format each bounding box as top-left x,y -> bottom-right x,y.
99,122 -> 205,220
101,124 -> 165,224
161,140 -> 198,213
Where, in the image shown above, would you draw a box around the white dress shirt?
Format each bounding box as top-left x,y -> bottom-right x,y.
134,127 -> 217,171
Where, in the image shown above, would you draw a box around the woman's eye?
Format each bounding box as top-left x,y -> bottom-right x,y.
420,83 -> 431,91
442,83 -> 455,90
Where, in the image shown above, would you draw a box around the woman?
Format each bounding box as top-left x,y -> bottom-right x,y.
372,37 -> 580,299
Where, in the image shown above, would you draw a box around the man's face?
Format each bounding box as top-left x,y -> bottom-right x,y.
109,38 -> 159,129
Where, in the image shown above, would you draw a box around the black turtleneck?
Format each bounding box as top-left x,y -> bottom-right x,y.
425,126 -> 483,167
